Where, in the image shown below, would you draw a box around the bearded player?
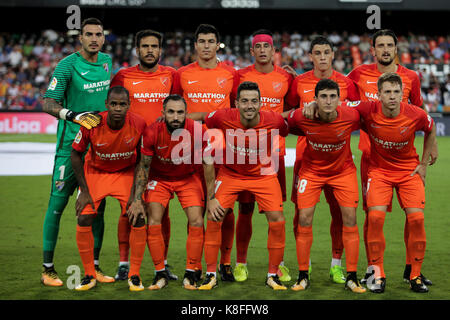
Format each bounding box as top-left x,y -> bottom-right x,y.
111,29 -> 178,281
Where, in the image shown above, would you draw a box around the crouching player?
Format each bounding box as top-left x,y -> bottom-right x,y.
71,86 -> 146,291
287,79 -> 366,293
127,95 -> 209,291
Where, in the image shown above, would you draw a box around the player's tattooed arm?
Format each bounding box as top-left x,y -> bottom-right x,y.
71,149 -> 94,216
127,154 -> 152,225
43,98 -> 63,118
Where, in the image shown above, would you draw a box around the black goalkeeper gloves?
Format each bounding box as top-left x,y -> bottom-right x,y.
64,110 -> 102,129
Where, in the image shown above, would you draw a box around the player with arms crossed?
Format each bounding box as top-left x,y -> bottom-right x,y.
287,79 -> 366,293
189,81 -> 289,290
41,18 -> 113,286
353,73 -> 436,293
232,29 -> 294,282
286,36 -> 359,284
71,86 -> 146,291
127,95 -> 208,290
347,29 -> 437,285
111,29 -> 178,281
173,24 -> 240,282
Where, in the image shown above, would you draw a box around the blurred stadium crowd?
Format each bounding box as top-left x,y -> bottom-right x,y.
0,29 -> 449,113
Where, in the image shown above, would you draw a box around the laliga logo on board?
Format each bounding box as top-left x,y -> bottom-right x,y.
0,117 -> 41,133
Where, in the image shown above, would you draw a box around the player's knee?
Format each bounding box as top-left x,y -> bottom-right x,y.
78,214 -> 95,227
266,211 -> 285,223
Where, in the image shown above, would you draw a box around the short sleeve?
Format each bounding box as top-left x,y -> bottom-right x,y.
44,56 -> 74,101
204,110 -> 221,129
72,126 -> 90,152
346,77 -> 360,101
110,69 -> 124,87
141,125 -> 156,156
286,76 -> 300,107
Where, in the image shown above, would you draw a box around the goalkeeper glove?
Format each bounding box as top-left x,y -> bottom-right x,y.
59,109 -> 102,129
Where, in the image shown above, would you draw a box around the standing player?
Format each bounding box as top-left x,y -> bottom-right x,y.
126,95 -> 208,290
111,29 -> 178,281
287,79 -> 365,293
286,36 -> 359,284
174,24 -> 240,282
351,73 -> 436,293
189,81 -> 289,290
232,29 -> 294,282
347,29 -> 436,284
71,86 -> 146,291
40,18 -> 112,286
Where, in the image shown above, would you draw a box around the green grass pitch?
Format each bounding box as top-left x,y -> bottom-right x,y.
0,133 -> 449,300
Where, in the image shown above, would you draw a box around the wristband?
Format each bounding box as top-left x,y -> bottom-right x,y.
59,108 -> 70,120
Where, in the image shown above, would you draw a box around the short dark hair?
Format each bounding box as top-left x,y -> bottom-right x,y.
315,79 -> 340,97
163,94 -> 187,110
107,86 -> 129,101
252,29 -> 273,37
236,81 -> 261,100
194,24 -> 220,43
377,72 -> 403,91
309,35 -> 333,53
80,17 -> 103,35
372,29 -> 398,47
135,29 -> 163,48
106,86 -> 130,100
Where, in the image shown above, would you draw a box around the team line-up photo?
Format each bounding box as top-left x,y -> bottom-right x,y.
37,17 -> 438,295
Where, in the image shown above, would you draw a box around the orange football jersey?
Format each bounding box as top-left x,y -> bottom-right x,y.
173,61 -> 239,113
111,65 -> 177,125
286,70 -> 359,161
72,111 -> 146,172
347,63 -> 423,154
353,101 -> 433,172
287,104 -> 360,175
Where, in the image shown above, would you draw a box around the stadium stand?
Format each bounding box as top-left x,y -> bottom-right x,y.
0,30 -> 449,112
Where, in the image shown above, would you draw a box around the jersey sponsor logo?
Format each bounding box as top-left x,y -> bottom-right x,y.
347,101 -> 361,107
272,82 -> 282,93
83,79 -> 110,90
187,92 -> 226,100
81,71 -> 90,76
160,77 -> 169,87
216,77 -> 227,88
188,80 -> 199,84
74,130 -> 82,144
308,140 -> 346,152
133,92 -> 169,99
48,77 -> 58,90
260,97 -> 281,104
365,92 -> 378,100
132,81 -> 143,85
369,133 -> 409,150
95,150 -> 134,160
